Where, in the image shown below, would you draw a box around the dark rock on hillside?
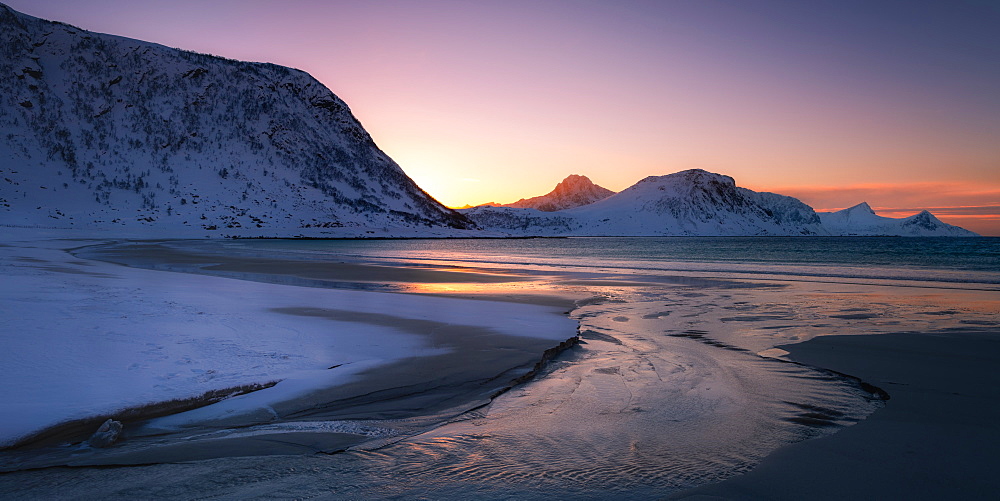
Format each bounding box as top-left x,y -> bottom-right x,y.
0,4 -> 470,235
503,174 -> 614,211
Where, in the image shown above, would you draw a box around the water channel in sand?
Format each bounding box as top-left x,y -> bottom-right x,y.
2,237 -> 998,498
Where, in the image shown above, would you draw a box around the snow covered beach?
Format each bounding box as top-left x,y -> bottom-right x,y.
0,230 -> 578,468
1,234 -> 999,498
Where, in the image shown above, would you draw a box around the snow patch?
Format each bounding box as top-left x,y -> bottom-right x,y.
0,231 -> 574,446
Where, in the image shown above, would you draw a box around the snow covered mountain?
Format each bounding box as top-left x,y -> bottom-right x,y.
566,170 -> 826,235
458,205 -> 581,234
502,174 -> 614,211
463,173 -> 979,237
0,7 -> 976,240
819,203 -> 978,236
462,169 -> 828,236
0,4 -> 470,236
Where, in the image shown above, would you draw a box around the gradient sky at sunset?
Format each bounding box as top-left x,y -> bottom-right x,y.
7,0 -> 999,234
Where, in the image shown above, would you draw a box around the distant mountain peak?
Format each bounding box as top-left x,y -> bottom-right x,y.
503,174 -> 614,212
902,210 -> 946,231
553,174 -> 597,191
464,168 -> 827,236
847,202 -> 876,214
819,203 -> 977,237
571,168 -> 824,235
638,169 -> 736,187
461,168 -> 979,237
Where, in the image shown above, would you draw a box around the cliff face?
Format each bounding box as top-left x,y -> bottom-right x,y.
0,4 -> 469,235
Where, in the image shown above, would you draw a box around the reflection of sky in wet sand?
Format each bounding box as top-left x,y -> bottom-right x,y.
10,239 -> 994,498
345,278 -> 999,498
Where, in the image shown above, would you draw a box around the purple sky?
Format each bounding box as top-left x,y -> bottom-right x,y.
7,0 -> 999,234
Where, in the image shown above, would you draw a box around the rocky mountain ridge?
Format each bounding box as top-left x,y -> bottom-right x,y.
0,4 -> 469,237
463,170 -> 978,237
818,202 -> 976,237
0,5 -> 977,238
502,174 -> 614,211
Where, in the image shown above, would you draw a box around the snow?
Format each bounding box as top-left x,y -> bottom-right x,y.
0,5 -> 978,240
819,202 -> 978,236
501,174 -> 615,211
0,4 -> 471,236
564,170 -> 826,235
0,230 -> 574,447
458,206 -> 581,235
462,172 -> 979,237
0,0 -> 977,241
463,169 -> 829,236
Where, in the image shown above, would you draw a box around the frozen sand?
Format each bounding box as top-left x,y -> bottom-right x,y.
0,233 -> 577,463
673,328 -> 1000,500
2,233 -> 999,498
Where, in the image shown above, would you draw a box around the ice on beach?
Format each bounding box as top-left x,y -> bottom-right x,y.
0,233 -> 575,447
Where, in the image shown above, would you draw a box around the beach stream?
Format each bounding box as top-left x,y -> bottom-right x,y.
2,238 -> 998,498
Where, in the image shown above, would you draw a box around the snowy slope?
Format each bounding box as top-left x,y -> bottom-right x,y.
464,169 -> 827,236
458,205 -> 581,234
820,203 -> 978,236
502,174 -> 614,211
566,170 -> 826,236
0,4 -> 470,236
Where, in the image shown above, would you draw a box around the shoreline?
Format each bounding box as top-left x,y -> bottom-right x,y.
2,381 -> 277,452
74,239 -> 585,309
673,327 -> 1000,499
2,234 -> 998,498
0,236 -> 580,470
2,331 -> 584,471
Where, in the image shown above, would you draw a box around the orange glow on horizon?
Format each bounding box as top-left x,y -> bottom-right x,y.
435,177 -> 1000,236
5,1 -> 998,235
748,182 -> 999,233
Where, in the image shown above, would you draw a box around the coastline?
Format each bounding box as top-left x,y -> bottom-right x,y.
3,381 -> 278,451
0,234 -> 580,469
1,233 -> 998,498
672,328 -> 1000,500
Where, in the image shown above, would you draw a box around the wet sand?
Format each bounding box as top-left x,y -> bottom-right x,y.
30,320 -> 578,468
6,325 -> 997,499
0,266 -> 890,498
3,239 -> 999,498
2,240 -> 582,471
6,381 -> 277,451
75,240 -> 582,307
46,313 -> 577,468
674,328 -> 1000,500
77,240 -> 538,285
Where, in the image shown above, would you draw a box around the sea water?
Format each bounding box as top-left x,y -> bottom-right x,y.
209,236 -> 1000,289
23,236 -> 1000,498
